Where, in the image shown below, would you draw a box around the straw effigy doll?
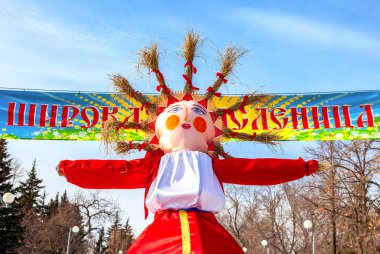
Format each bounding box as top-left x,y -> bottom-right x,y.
57,32 -> 318,254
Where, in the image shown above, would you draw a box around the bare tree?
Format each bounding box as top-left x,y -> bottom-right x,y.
218,184 -> 313,254
304,141 -> 379,253
106,215 -> 134,254
10,158 -> 23,185
19,191 -> 122,253
252,185 -> 316,254
217,185 -> 255,249
218,141 -> 379,254
73,191 -> 121,241
20,201 -> 87,254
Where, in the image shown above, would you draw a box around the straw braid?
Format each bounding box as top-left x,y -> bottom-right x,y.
138,43 -> 172,97
120,121 -> 153,133
222,127 -> 280,145
110,74 -> 158,114
102,118 -> 154,152
213,93 -> 271,116
205,46 -> 246,100
214,141 -> 233,159
182,30 -> 201,94
115,141 -> 160,154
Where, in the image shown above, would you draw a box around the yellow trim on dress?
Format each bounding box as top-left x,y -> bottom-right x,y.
179,210 -> 191,254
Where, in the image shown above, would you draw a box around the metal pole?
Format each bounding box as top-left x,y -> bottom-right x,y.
267,247 -> 269,254
312,230 -> 315,254
66,228 -> 71,254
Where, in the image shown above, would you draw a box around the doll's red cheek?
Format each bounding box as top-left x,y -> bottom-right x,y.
193,117 -> 207,133
165,115 -> 180,130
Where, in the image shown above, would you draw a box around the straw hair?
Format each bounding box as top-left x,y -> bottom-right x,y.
102,118 -> 154,152
219,46 -> 246,77
138,43 -> 172,96
102,31 -> 279,156
101,118 -> 121,153
182,30 -> 202,93
222,127 -> 281,145
110,74 -> 158,114
317,160 -> 332,172
138,43 -> 160,72
205,45 -> 247,100
214,141 -> 233,159
214,93 -> 272,116
115,141 -> 160,154
183,30 -> 200,63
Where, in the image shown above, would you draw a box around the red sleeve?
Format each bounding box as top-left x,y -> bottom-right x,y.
213,157 -> 318,186
58,156 -> 154,189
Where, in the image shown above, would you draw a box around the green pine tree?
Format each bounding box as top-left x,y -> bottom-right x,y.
36,190 -> 48,218
109,211 -> 122,236
61,190 -> 69,204
106,212 -> 122,254
0,140 -> 12,191
94,227 -> 107,254
46,192 -> 60,217
46,198 -> 55,217
124,218 -> 133,235
0,140 -> 24,253
124,217 -> 134,251
54,192 -> 60,207
17,159 -> 44,212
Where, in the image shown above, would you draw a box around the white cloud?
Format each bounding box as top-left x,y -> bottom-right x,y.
236,9 -> 380,52
0,1 -> 151,90
0,1 -> 148,54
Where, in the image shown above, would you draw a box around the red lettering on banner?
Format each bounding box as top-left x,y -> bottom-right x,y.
7,103 -> 120,128
7,102 -> 16,126
18,103 -> 26,126
5,101 -> 374,132
81,106 -> 100,128
28,104 -> 36,126
327,105 -> 354,128
252,108 -> 269,130
119,107 -> 141,128
221,114 -> 227,128
102,106 -> 119,122
342,105 -> 354,127
311,106 -> 331,129
233,117 -> 248,131
7,103 -> 37,127
290,107 -> 309,129
221,112 -> 248,130
39,104 -> 48,127
332,106 -> 342,128
49,105 -> 58,127
61,105 -> 80,127
270,108 -> 288,129
357,104 -> 375,127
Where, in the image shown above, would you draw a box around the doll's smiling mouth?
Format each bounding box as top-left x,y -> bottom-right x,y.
182,123 -> 191,129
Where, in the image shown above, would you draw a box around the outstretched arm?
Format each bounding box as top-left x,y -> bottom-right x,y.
57,152 -> 162,189
213,157 -> 318,186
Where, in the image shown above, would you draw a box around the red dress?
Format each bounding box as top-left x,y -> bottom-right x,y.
59,151 -> 317,254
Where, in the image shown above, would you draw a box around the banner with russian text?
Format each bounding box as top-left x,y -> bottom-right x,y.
0,89 -> 378,141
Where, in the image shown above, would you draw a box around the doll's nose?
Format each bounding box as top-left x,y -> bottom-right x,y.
184,106 -> 190,122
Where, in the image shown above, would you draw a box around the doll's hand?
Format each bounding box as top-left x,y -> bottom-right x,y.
56,163 -> 64,176
317,160 -> 331,172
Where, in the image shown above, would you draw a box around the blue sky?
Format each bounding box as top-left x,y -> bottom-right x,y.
2,0 -> 380,93
1,0 -> 380,235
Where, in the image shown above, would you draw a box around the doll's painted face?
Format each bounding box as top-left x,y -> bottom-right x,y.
155,100 -> 215,153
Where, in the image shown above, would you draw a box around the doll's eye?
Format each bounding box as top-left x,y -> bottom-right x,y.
168,107 -> 182,113
192,107 -> 206,115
